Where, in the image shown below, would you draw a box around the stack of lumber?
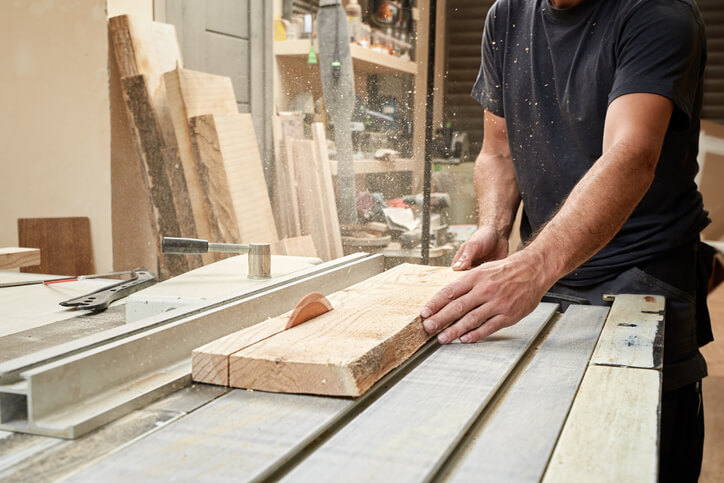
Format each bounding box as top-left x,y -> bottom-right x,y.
109,15 -> 278,278
272,116 -> 344,261
192,263 -> 460,396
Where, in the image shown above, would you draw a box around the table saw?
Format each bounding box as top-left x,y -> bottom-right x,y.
0,253 -> 663,482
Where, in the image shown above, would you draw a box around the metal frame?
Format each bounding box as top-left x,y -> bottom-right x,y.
0,254 -> 384,438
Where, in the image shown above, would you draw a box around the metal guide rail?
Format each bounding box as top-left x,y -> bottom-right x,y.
0,293 -> 664,482
0,254 -> 384,439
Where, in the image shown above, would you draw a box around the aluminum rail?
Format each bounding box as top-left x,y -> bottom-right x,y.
0,254 -> 384,438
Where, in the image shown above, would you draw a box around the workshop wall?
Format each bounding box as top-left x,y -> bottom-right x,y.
0,0 -> 112,272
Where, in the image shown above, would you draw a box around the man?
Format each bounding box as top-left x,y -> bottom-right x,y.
420,0 -> 714,480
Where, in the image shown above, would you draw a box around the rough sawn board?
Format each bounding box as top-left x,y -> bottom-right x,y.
193,264 -> 462,396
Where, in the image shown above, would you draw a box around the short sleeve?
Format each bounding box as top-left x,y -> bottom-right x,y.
471,3 -> 505,117
608,1 -> 706,124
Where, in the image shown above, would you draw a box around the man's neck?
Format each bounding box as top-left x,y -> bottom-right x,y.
549,0 -> 586,8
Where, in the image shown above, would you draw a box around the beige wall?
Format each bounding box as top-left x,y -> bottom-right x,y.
0,0 -> 112,272
0,0 -> 153,274
107,0 -> 152,20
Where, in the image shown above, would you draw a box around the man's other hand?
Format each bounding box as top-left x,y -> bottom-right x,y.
420,250 -> 548,344
451,225 -> 509,271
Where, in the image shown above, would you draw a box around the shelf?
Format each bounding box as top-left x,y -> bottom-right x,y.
274,40 -> 417,76
329,157 -> 418,176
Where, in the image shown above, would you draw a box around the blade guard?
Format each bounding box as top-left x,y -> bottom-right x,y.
286,293 -> 333,329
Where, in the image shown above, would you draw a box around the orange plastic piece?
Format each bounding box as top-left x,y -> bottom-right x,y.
285,292 -> 334,329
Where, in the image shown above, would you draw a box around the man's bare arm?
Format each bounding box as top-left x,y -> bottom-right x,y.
449,110 -> 521,271
421,92 -> 674,344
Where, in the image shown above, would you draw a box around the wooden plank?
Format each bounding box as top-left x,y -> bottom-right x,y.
18,218 -> 94,276
188,115 -> 242,246
227,265 -> 463,396
119,74 -> 194,277
271,113 -> 304,239
282,303 -> 558,481
591,294 -> 665,370
444,305 -> 609,482
271,236 -> 319,258
190,113 -> 278,244
192,317 -> 288,386
163,67 -> 239,263
66,389 -> 351,482
0,248 -> 40,271
311,123 -> 344,260
195,263 -> 456,391
109,15 -> 201,277
291,139 -> 333,260
542,365 -> 661,483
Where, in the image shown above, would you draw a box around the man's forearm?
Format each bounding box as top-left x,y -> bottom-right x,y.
523,140 -> 658,288
474,150 -> 521,239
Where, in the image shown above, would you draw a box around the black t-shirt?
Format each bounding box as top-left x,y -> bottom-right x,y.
471,0 -> 710,285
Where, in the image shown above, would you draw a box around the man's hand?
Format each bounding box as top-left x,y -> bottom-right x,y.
451,225 -> 509,271
420,250 -> 550,344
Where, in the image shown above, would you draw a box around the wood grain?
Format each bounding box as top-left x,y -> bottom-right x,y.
18,218 -> 94,276
188,114 -> 242,246
192,113 -> 278,244
164,67 -> 239,263
282,303 -> 558,481
109,15 -> 201,277
311,123 -> 344,260
120,74 -> 193,276
291,139 -> 332,260
227,264 -> 462,396
271,113 -> 303,238
542,365 -> 661,483
0,248 -> 40,271
445,305 -> 609,482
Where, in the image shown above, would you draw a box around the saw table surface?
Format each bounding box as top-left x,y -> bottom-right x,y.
0,259 -> 664,482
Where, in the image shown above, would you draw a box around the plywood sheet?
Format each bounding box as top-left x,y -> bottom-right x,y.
18,218 -> 94,276
0,248 -> 40,271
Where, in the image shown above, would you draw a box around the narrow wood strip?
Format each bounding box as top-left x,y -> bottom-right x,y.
291,139 -> 331,260
443,305 -> 610,482
311,123 -> 344,259
279,303 -> 558,481
542,365 -> 661,483
591,294 -> 664,370
0,248 -> 40,271
271,236 -> 318,258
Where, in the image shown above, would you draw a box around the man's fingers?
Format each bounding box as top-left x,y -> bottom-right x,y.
459,314 -> 508,343
436,303 -> 496,344
452,244 -> 473,271
420,276 -> 475,322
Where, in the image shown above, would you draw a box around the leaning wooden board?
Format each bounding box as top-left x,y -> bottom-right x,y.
193,263 -> 461,395
66,293 -> 663,482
